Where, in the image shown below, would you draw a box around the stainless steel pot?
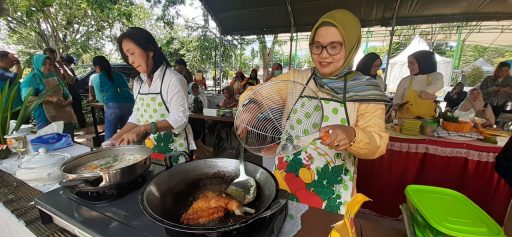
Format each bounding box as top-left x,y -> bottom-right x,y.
140,158 -> 279,235
60,146 -> 152,191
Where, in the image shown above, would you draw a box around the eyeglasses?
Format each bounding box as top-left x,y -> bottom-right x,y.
309,43 -> 343,56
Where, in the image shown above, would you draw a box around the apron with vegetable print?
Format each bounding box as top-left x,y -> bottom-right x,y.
134,68 -> 190,165
273,84 -> 355,214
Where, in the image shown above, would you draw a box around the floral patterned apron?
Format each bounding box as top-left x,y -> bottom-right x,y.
273,78 -> 356,214
134,67 -> 190,165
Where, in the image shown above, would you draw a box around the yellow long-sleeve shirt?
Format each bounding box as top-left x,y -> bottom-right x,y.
239,69 -> 388,159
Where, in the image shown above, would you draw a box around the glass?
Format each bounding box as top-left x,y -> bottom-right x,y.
5,133 -> 28,160
309,43 -> 343,56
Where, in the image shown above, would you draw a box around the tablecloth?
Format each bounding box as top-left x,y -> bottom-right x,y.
0,143 -> 90,237
357,135 -> 512,225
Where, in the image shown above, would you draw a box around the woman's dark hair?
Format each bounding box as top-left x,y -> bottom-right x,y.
493,61 -> 511,79
43,47 -> 57,55
453,82 -> 464,90
0,50 -> 10,60
250,68 -> 257,78
235,71 -> 245,80
92,56 -> 114,83
410,50 -> 437,75
356,52 -> 381,78
117,27 -> 170,77
60,54 -> 75,65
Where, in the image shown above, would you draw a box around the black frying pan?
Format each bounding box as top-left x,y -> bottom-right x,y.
140,158 -> 279,234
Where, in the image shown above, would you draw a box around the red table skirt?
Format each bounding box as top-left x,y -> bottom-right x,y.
357,136 -> 512,225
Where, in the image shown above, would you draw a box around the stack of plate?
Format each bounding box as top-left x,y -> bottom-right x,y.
401,119 -> 422,136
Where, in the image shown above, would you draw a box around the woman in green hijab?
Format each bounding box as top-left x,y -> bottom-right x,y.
20,54 -> 76,138
239,9 -> 389,214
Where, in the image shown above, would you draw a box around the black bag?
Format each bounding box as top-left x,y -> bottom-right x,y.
191,96 -> 204,114
496,136 -> 512,187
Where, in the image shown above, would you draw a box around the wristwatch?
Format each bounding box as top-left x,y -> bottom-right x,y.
149,122 -> 158,135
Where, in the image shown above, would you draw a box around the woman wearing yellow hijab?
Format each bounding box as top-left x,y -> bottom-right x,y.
239,9 -> 389,214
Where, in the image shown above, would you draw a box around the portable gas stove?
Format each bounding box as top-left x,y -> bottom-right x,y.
34,164 -> 287,237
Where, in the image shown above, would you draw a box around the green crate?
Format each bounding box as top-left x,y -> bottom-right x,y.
405,185 -> 505,237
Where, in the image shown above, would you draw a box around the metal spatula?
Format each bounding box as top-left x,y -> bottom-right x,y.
226,143 -> 256,204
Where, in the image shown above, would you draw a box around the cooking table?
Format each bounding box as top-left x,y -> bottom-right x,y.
88,102 -> 105,147
189,108 -> 234,123
190,108 -> 234,145
0,143 -> 91,237
357,128 -> 512,227
1,145 -> 409,237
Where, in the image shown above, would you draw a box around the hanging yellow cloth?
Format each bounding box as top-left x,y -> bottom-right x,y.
329,193 -> 371,237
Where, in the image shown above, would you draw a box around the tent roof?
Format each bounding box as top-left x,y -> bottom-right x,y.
199,0 -> 512,36
461,58 -> 495,72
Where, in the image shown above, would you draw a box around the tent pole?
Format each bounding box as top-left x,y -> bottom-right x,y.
286,0 -> 295,70
383,0 -> 401,92
289,33 -> 294,70
452,26 -> 462,70
364,30 -> 372,54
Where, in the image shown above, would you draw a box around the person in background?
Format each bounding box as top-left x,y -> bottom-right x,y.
187,82 -> 212,158
194,70 -> 207,91
110,27 -> 195,165
238,9 -> 389,214
43,47 -> 74,83
444,82 -> 467,111
188,82 -> 208,110
246,68 -> 260,86
454,87 -> 495,127
393,50 -> 444,119
92,56 -> 134,140
355,52 -> 385,90
218,85 -> 238,109
265,63 -> 283,82
479,61 -> 512,118
21,54 -> 75,139
60,54 -> 86,129
230,70 -> 246,95
88,73 -> 103,103
175,58 -> 193,84
208,85 -> 238,150
0,51 -> 23,111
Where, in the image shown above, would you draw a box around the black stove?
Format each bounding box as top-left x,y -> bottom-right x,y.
34,164 -> 287,237
69,175 -> 147,204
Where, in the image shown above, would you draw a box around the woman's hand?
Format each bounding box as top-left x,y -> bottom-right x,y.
318,125 -> 356,151
115,125 -> 149,145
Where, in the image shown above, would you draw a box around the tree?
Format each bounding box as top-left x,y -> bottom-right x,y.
2,0 -> 148,63
466,66 -> 485,87
257,34 -> 280,80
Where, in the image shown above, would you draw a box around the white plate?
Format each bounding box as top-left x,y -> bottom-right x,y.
445,136 -> 477,141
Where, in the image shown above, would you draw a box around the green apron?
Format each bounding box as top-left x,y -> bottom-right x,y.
274,77 -> 356,214
134,67 -> 190,165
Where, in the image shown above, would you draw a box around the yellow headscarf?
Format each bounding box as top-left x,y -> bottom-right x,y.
309,9 -> 361,76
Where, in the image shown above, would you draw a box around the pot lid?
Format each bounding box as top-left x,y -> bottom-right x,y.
19,148 -> 70,169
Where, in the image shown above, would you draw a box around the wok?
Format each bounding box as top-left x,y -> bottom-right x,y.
60,146 -> 152,191
140,158 -> 280,234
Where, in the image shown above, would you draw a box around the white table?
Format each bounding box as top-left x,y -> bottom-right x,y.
0,143 -> 90,237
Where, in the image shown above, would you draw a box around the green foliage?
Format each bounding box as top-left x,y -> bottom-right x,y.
2,0 -> 149,63
0,79 -> 63,144
466,66 -> 485,87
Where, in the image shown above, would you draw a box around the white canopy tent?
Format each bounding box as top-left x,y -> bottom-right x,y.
386,35 -> 453,92
461,58 -> 495,74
